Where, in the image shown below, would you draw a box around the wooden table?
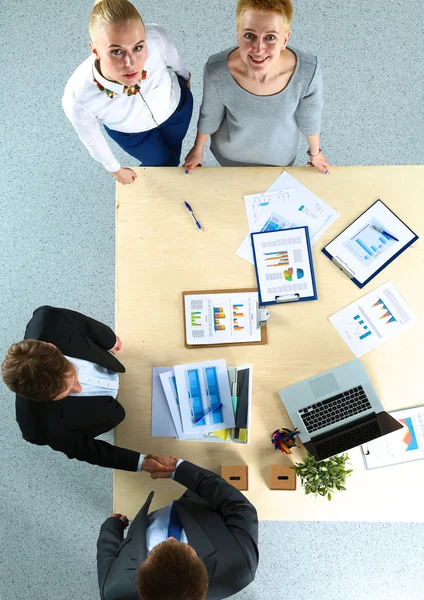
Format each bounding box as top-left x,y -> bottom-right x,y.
115,166 -> 424,521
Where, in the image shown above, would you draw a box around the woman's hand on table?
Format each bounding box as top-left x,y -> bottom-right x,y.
307,151 -> 330,174
112,167 -> 137,185
183,147 -> 203,174
142,454 -> 178,477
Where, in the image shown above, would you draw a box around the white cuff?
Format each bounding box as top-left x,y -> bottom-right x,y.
137,454 -> 145,472
171,458 -> 184,480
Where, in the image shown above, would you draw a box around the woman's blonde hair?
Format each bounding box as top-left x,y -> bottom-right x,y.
89,0 -> 144,41
236,0 -> 294,28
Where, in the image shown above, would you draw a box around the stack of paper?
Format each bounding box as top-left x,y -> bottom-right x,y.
236,171 -> 340,264
153,359 -> 235,441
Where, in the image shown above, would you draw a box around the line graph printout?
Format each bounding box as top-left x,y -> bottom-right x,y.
329,281 -> 417,357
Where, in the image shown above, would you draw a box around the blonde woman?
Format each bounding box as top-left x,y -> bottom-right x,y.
184,0 -> 330,174
63,0 -> 193,185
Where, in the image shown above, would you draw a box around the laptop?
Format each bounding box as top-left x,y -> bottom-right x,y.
278,359 -> 403,462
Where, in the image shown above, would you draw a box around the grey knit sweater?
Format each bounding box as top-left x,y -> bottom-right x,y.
197,46 -> 323,167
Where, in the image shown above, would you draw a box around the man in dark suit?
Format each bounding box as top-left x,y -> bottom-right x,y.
1,305 -> 175,474
97,458 -> 259,600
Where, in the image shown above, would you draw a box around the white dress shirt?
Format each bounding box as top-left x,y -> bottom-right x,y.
145,459 -> 188,551
62,24 -> 189,172
64,355 -> 119,399
65,355 -> 144,472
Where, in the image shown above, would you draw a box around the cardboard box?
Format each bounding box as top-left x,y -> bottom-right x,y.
221,465 -> 248,490
270,465 -> 296,490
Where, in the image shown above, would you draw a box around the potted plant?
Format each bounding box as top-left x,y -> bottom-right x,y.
292,452 -> 353,500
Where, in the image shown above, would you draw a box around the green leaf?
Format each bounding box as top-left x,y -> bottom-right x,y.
327,493 -> 332,501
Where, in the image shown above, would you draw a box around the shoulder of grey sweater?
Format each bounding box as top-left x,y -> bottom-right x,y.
290,46 -> 321,89
205,47 -> 235,79
289,45 -> 319,67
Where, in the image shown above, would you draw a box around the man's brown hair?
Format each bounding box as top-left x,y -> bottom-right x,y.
136,540 -> 209,600
1,340 -> 70,401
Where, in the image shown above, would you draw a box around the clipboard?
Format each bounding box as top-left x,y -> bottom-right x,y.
251,226 -> 318,305
182,288 -> 268,348
322,200 -> 418,288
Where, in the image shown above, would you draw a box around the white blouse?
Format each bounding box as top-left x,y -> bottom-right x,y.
62,24 -> 189,172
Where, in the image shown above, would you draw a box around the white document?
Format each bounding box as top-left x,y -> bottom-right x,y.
265,171 -> 339,242
329,281 -> 418,358
173,359 -> 235,435
151,367 -> 177,437
244,188 -> 296,229
324,199 -> 416,285
251,227 -> 316,304
236,195 -> 305,264
362,405 -> 424,469
184,291 -> 262,345
159,369 -> 200,440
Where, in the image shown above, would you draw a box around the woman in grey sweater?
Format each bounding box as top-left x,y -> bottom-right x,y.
184,0 -> 330,174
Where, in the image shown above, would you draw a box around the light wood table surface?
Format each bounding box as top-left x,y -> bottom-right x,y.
115,166 -> 423,521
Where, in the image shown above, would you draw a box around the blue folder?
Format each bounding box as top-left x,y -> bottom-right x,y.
322,200 -> 418,289
251,226 -> 318,305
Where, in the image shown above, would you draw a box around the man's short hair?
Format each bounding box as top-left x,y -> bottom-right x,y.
1,340 -> 70,401
137,540 -> 209,600
236,0 -> 294,28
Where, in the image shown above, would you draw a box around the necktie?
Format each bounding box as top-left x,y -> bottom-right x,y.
167,501 -> 182,541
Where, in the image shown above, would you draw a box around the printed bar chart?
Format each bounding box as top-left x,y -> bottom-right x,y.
232,304 -> 245,331
343,220 -> 395,266
350,313 -> 373,340
213,306 -> 226,331
191,311 -> 202,327
264,250 -> 289,267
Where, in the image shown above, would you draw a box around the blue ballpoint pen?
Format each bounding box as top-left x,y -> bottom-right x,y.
184,201 -> 203,231
371,225 -> 399,241
193,403 -> 223,424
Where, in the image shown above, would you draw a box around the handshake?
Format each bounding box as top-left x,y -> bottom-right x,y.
141,453 -> 179,479
109,454 -> 179,526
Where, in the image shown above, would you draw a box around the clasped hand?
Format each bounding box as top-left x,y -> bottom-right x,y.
109,455 -> 179,526
142,453 -> 178,479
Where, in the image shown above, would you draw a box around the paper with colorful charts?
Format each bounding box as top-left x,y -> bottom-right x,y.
329,281 -> 417,358
362,404 -> 424,469
184,290 -> 262,345
324,199 -> 416,285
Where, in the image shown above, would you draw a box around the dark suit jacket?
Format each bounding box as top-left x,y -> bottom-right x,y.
97,461 -> 259,600
15,305 -> 140,471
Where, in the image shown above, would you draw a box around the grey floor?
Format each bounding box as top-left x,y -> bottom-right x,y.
1,1 -> 423,599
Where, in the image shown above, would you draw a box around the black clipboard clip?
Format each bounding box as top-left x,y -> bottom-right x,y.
331,257 -> 355,279
275,293 -> 300,303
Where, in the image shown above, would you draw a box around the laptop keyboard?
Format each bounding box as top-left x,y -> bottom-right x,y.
314,419 -> 382,460
299,386 -> 372,434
